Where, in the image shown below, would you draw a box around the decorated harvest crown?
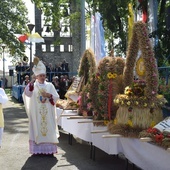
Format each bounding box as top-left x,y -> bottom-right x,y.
107,21 -> 166,137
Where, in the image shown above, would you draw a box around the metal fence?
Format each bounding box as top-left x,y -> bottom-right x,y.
158,66 -> 170,84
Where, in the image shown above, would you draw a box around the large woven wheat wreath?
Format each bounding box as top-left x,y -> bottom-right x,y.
123,21 -> 159,100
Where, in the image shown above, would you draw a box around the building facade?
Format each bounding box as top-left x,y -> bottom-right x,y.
34,1 -> 82,77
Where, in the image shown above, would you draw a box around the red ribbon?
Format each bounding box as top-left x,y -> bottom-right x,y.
108,79 -> 113,120
138,0 -> 147,23
142,10 -> 147,23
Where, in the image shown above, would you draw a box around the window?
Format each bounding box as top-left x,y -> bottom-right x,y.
60,45 -> 64,52
42,44 -> 46,52
50,44 -> 54,52
68,45 -> 73,52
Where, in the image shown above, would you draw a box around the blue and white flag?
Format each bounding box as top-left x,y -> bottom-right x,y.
91,12 -> 106,65
148,0 -> 158,47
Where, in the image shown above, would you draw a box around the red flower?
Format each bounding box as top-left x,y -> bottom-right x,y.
146,128 -> 153,133
155,133 -> 164,143
152,128 -> 158,134
146,128 -> 158,134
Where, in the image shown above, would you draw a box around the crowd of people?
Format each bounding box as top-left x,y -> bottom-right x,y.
15,59 -> 74,99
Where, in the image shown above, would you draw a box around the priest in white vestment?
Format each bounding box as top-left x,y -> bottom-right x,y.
0,88 -> 8,147
22,57 -> 60,156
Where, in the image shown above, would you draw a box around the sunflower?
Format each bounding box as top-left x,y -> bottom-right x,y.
112,73 -> 117,78
107,72 -> 113,79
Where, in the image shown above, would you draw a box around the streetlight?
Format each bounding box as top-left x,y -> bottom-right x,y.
27,23 -> 35,77
1,44 -> 6,89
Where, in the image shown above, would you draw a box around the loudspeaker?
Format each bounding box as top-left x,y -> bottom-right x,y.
9,70 -> 14,76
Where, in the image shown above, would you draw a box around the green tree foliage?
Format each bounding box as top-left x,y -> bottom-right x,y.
153,0 -> 170,66
31,0 -> 69,31
86,0 -> 135,56
32,0 -> 135,56
0,0 -> 29,62
32,0 -> 170,62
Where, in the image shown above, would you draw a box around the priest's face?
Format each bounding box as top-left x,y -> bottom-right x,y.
37,74 -> 46,84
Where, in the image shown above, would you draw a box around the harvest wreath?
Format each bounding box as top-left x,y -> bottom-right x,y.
107,21 -> 165,137
89,56 -> 125,122
77,48 -> 97,116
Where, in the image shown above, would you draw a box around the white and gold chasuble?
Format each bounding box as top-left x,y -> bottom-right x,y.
0,88 -> 8,128
22,81 -> 60,144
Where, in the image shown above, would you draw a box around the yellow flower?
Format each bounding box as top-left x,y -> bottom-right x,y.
114,118 -> 117,125
127,101 -> 131,105
150,121 -> 156,127
157,94 -> 163,99
107,72 -> 117,79
112,73 -> 117,78
115,99 -> 119,104
104,120 -> 109,126
107,72 -> 113,79
144,103 -> 147,107
124,86 -> 133,95
135,101 -> 139,105
127,120 -> 133,127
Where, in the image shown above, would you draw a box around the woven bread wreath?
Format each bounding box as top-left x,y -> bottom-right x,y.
123,21 -> 159,100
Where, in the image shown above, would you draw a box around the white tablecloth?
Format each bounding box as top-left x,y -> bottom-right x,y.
120,138 -> 170,170
57,109 -> 92,142
91,126 -> 122,155
56,108 -> 63,126
56,108 -> 170,170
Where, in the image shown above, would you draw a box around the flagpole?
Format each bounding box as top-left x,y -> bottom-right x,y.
27,24 -> 35,78
81,0 -> 86,55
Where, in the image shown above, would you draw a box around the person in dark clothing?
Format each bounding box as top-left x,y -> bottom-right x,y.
59,75 -> 67,99
15,62 -> 24,85
54,63 -> 62,79
22,63 -> 30,80
46,63 -> 54,82
61,59 -> 69,76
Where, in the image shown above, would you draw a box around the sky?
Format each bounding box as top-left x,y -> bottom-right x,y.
0,0 -> 34,72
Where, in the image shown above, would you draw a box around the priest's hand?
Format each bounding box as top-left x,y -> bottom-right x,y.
41,91 -> 51,98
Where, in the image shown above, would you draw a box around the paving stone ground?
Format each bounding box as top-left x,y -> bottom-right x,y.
0,93 -> 141,170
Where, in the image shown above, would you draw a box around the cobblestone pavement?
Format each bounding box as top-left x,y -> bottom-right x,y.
0,94 -> 141,170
